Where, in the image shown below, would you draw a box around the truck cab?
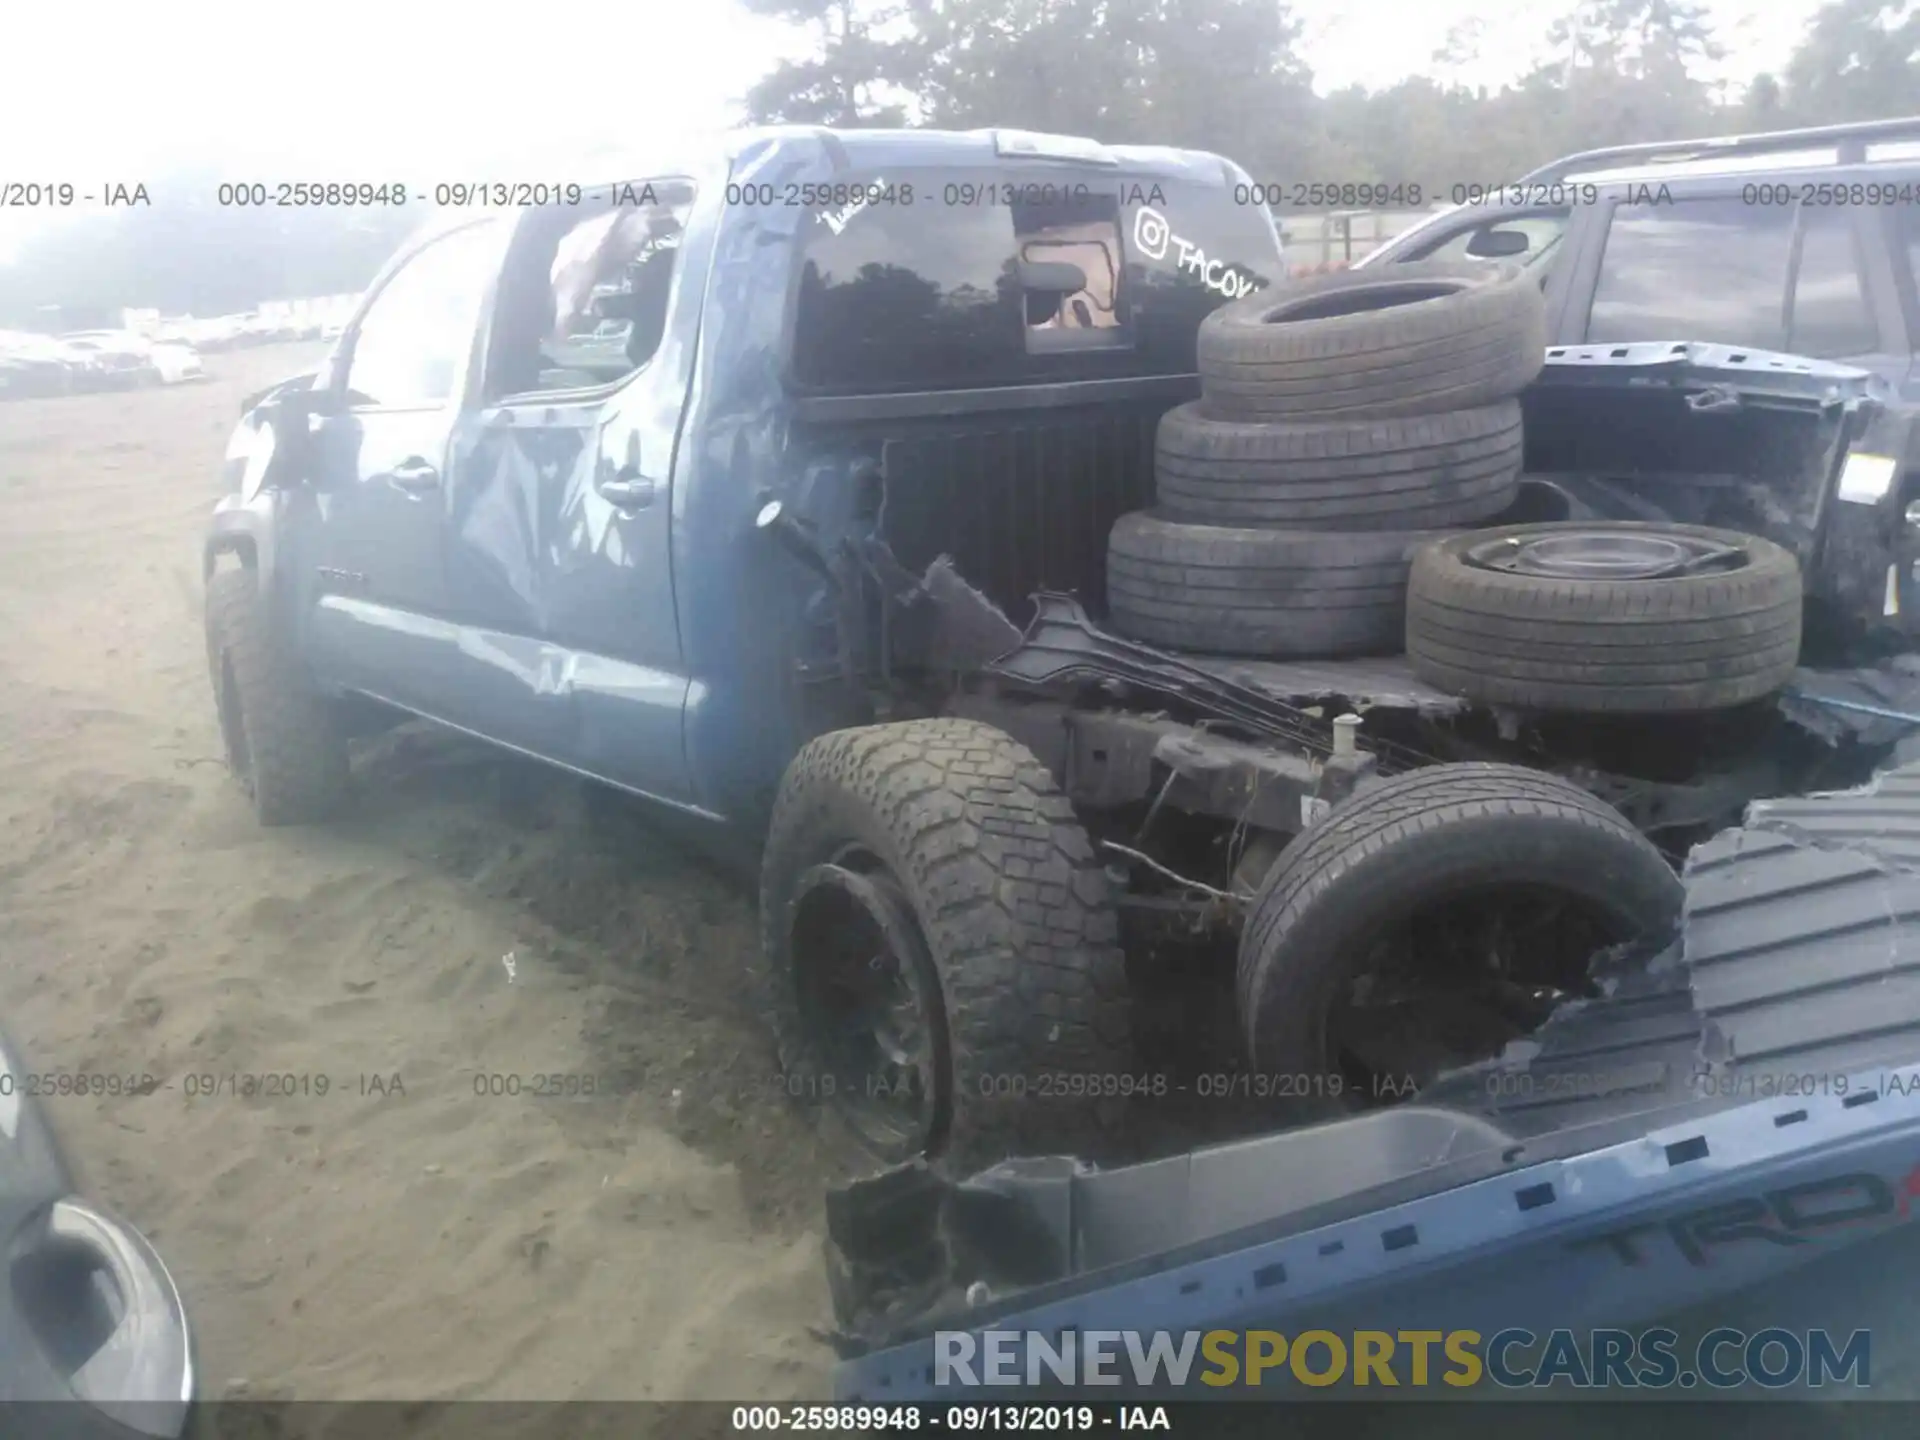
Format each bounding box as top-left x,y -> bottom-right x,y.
206,126 -> 1301,1169
206,126 -> 1283,836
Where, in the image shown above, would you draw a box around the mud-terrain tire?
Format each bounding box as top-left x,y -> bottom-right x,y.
1197,260 -> 1546,421
1405,522 -> 1804,713
204,566 -> 348,825
1237,763 -> 1683,1078
756,718 -> 1132,1172
1106,510 -> 1437,658
1154,399 -> 1524,531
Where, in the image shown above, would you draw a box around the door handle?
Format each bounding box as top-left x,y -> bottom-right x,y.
597,473 -> 656,509
385,458 -> 440,492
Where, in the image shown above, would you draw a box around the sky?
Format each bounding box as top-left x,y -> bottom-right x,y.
0,0 -> 1835,261
1294,0 -> 1829,94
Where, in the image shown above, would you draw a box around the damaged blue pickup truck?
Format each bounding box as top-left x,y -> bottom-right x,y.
204,121 -> 1920,1398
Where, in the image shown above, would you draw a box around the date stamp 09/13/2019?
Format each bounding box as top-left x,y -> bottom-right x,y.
0,1070 -> 409,1100
23,1064 -> 1920,1109
4,1070 -> 670,1102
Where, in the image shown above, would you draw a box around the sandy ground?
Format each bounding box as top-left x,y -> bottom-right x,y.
0,345 -> 844,1403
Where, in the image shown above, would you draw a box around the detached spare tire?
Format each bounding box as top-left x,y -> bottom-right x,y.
1154,399 -> 1524,531
1406,521 -> 1803,713
1106,510 -> 1435,659
1237,763 -> 1683,1083
1197,260 -> 1546,422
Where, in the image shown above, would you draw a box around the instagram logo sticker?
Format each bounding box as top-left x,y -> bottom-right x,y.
1133,206 -> 1171,261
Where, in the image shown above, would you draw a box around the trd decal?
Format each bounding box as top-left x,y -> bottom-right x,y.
1570,1164 -> 1920,1269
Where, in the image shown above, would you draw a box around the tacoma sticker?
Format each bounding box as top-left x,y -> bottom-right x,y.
1132,206 -> 1266,300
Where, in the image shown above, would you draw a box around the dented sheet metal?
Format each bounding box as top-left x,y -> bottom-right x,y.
1686,770 -> 1920,1070
1427,757 -> 1920,1137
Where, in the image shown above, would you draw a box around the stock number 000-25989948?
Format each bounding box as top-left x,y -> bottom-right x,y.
731,1406 -> 1105,1431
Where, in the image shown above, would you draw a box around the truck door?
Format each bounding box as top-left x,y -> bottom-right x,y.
442,184 -> 699,806
302,219 -> 506,712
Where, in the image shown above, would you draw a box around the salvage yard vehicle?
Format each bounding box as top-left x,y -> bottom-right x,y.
202,125 -> 1916,1183
58,332 -> 160,389
0,332 -> 103,397
0,346 -> 74,400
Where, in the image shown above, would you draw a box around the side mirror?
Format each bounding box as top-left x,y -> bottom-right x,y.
256,377 -> 342,422
1465,228 -> 1532,259
255,385 -> 340,475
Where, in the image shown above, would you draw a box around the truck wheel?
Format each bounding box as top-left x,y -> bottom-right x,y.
1106,510 -> 1435,659
1406,522 -> 1803,713
1237,764 -> 1682,1089
204,566 -> 348,824
1197,260 -> 1546,422
756,719 -> 1131,1171
1154,399 -> 1523,531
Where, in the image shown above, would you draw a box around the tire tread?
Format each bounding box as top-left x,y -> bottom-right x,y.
755,718 -> 1131,1170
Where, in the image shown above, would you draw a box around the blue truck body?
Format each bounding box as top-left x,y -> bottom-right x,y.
205,128 -> 1282,854
199,124 -> 1920,1403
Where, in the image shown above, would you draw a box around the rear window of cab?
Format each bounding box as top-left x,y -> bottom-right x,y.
787,172 -> 1283,393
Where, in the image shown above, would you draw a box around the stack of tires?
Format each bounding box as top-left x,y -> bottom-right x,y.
1106,260 -> 1548,660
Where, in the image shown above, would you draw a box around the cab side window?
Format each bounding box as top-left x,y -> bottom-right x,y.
483,182 -> 692,400
344,221 -> 503,409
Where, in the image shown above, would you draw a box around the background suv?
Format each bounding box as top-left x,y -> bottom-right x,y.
1359,115 -> 1920,397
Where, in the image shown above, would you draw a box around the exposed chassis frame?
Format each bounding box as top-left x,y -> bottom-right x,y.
768,489 -> 1895,922
922,589 -> 1807,873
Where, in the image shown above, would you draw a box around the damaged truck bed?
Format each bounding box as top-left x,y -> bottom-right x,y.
918,339 -> 1908,879
827,761 -> 1920,1398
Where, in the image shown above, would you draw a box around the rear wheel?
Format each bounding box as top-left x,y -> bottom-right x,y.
204,566 -> 348,825
756,719 -> 1132,1171
1236,764 -> 1683,1107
